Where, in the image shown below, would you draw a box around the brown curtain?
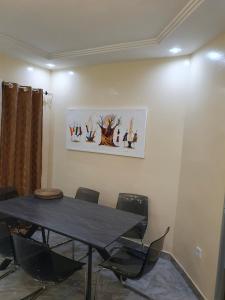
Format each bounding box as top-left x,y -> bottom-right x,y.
0,82 -> 43,196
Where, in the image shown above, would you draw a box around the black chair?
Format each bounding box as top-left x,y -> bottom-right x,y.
13,234 -> 85,300
98,227 -> 170,299
0,220 -> 16,280
116,193 -> 148,241
73,187 -> 99,259
0,187 -> 38,238
75,187 -> 99,204
47,187 -> 99,256
0,223 -> 17,279
0,186 -> 18,201
0,222 -> 13,257
0,187 -> 19,224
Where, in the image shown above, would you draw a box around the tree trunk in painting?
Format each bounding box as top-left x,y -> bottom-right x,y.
97,114 -> 120,147
99,127 -> 116,146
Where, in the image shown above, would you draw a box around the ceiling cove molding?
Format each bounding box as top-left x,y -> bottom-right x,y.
0,33 -> 49,58
52,0 -> 205,59
0,0 -> 205,61
157,0 -> 205,42
51,38 -> 158,59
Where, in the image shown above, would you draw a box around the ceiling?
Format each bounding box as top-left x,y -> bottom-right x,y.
0,0 -> 225,69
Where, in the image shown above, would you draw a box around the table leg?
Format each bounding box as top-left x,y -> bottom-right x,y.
41,227 -> 47,244
86,245 -> 92,300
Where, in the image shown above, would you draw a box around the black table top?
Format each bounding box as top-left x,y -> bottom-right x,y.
0,196 -> 144,249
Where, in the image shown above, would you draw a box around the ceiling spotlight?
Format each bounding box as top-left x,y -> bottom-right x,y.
46,63 -> 55,68
68,71 -> 74,76
169,47 -> 182,54
27,67 -> 34,72
207,51 -> 223,61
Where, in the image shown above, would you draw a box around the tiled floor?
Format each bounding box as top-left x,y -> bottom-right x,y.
0,231 -> 200,300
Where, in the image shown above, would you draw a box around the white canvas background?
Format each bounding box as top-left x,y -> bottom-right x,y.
66,108 -> 147,158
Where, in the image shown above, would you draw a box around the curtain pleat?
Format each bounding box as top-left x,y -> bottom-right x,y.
30,89 -> 43,192
0,83 -> 18,187
14,87 -> 32,195
0,82 -> 43,196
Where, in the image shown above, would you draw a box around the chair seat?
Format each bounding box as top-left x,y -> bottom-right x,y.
51,251 -> 85,282
13,234 -> 85,283
25,250 -> 85,282
100,248 -> 144,278
99,226 -> 170,299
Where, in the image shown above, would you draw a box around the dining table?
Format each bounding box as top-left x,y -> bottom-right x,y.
0,195 -> 144,300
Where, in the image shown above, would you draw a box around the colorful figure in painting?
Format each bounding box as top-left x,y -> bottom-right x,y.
133,131 -> 138,148
97,114 -> 121,147
124,118 -> 138,149
123,131 -> 128,147
116,129 -> 120,144
127,118 -> 134,148
69,122 -> 82,142
86,130 -> 96,142
85,117 -> 96,142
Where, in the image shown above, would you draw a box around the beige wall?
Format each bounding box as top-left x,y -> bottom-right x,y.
50,58 -> 190,251
1,33 -> 225,299
174,33 -> 225,300
0,53 -> 51,187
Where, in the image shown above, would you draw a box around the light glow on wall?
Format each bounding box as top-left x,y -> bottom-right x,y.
184,59 -> 191,67
207,51 -> 223,61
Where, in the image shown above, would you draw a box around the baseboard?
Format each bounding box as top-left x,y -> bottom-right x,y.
161,250 -> 207,300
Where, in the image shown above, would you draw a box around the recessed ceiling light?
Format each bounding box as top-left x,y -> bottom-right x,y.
169,47 -> 182,54
27,67 -> 34,72
68,71 -> 74,76
207,51 -> 223,61
46,63 -> 55,68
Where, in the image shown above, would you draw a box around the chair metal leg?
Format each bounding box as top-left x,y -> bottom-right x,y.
86,245 -> 93,300
46,230 -> 50,244
93,268 -> 102,300
95,267 -> 153,300
19,286 -> 47,300
0,267 -> 17,280
72,240 -> 75,260
50,238 -> 73,250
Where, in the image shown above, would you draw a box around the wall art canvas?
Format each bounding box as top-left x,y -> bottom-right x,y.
66,108 -> 147,158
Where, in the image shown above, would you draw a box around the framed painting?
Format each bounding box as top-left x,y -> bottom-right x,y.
66,108 -> 147,158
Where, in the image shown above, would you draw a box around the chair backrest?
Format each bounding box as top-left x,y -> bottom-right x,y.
0,187 -> 18,201
0,187 -> 18,220
13,234 -> 55,282
0,222 -> 13,256
137,227 -> 170,278
75,187 -> 99,204
117,193 -> 148,218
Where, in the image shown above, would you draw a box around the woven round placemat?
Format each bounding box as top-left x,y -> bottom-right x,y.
34,188 -> 63,200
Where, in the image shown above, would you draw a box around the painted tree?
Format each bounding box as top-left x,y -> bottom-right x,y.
97,114 -> 121,146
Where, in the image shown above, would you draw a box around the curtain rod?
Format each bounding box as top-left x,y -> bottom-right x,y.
2,81 -> 53,96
